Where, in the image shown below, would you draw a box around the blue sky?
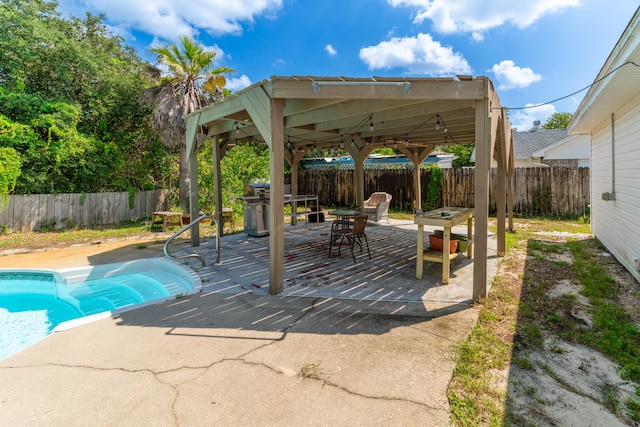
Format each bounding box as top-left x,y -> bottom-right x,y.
56,0 -> 638,131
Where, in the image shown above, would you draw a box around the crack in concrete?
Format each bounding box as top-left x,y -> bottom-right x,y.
407,323 -> 463,343
2,297 -> 452,424
297,369 -> 450,424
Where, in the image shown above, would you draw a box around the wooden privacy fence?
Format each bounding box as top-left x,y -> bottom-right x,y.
0,189 -> 170,232
2,167 -> 589,232
298,166 -> 590,217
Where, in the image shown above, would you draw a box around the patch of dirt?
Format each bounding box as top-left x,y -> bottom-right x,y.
499,233 -> 640,426
0,233 -> 165,256
544,252 -> 575,263
548,279 -> 592,326
508,340 -> 637,426
535,230 -> 593,240
0,227 -> 221,257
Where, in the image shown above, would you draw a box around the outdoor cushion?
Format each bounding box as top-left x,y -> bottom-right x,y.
366,193 -> 387,206
362,192 -> 392,222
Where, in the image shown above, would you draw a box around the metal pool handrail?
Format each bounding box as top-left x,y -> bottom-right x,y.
163,214 -> 221,266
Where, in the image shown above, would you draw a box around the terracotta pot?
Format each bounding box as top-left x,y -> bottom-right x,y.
429,234 -> 458,254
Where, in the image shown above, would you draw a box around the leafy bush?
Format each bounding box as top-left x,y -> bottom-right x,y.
0,2 -> 166,194
423,164 -> 443,211
0,146 -> 21,210
197,141 -> 270,213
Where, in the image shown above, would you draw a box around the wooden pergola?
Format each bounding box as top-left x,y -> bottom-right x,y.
185,76 -> 514,302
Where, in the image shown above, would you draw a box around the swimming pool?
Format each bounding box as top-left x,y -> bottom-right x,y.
0,258 -> 201,360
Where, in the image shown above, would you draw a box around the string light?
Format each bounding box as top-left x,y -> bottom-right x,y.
369,115 -> 374,132
435,117 -> 441,131
500,61 -> 640,110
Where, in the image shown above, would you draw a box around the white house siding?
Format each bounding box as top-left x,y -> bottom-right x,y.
543,135 -> 591,166
591,100 -> 640,282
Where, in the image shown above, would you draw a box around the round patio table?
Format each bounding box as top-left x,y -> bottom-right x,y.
328,209 -> 361,219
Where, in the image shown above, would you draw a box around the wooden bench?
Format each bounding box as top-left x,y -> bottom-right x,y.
151,211 -> 187,232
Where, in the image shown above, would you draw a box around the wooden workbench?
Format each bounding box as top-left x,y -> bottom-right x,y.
414,207 -> 474,283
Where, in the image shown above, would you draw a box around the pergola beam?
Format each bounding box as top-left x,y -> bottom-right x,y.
269,77 -> 485,100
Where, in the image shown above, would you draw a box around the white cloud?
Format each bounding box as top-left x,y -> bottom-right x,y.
509,103 -> 556,131
225,75 -> 252,92
325,44 -> 337,56
202,43 -> 226,58
490,60 -> 542,90
388,0 -> 580,39
61,0 -> 283,41
359,33 -> 471,76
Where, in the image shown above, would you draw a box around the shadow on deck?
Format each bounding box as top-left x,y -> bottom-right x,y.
176,219 -> 498,311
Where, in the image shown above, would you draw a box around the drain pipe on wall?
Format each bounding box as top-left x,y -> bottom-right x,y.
602,113 -> 616,201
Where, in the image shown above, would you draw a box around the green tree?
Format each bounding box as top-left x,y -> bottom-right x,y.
0,146 -> 21,210
372,147 -> 395,156
197,141 -> 270,214
0,102 -> 113,193
142,35 -> 234,211
438,144 -> 475,167
543,112 -> 573,129
0,0 -> 165,193
424,164 -> 443,211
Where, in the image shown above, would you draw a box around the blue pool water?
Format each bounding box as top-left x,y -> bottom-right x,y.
0,259 -> 200,360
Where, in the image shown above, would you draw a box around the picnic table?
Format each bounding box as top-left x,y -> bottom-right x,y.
152,211 -> 188,232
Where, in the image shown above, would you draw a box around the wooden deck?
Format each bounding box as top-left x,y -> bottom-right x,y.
175,219 -> 498,305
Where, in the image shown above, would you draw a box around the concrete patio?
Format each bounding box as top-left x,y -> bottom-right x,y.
0,218 -> 499,426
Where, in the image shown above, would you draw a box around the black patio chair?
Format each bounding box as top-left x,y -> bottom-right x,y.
328,214 -> 371,262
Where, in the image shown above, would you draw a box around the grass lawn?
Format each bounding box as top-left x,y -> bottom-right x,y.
448,217 -> 640,426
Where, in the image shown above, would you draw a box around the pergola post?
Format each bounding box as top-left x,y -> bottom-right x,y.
508,173 -> 514,232
354,159 -> 365,208
212,136 -> 223,234
345,138 -> 372,208
399,146 -> 432,211
508,129 -> 515,232
473,96 -> 491,301
269,98 -> 286,295
188,146 -> 199,246
186,112 -> 201,247
496,166 -> 506,256
285,146 -> 308,225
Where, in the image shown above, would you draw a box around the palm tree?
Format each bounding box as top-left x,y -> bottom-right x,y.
141,35 -> 233,211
